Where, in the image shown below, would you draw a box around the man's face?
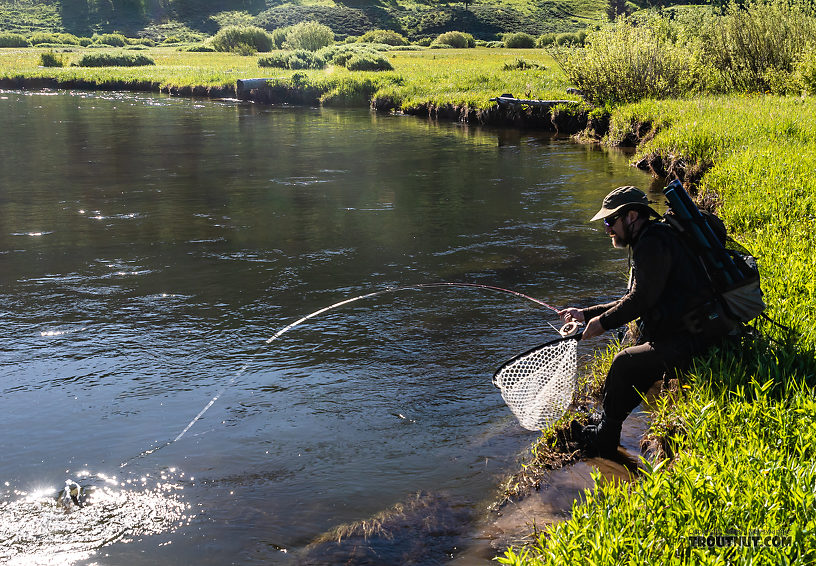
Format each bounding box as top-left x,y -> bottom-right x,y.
603,210 -> 631,249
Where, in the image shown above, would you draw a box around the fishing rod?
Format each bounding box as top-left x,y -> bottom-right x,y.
121,282 -> 561,467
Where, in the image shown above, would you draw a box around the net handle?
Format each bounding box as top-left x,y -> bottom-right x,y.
491,332 -> 583,387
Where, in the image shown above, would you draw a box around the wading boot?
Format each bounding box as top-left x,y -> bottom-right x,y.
570,416 -> 623,458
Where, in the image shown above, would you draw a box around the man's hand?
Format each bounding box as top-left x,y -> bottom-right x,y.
582,316 -> 605,339
558,308 -> 585,324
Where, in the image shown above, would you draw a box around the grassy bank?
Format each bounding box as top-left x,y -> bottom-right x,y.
499,95 -> 816,564
0,45 -> 576,108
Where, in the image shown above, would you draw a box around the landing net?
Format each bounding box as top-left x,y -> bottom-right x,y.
492,333 -> 581,431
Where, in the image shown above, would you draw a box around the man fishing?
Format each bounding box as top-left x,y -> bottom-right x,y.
557,186 -> 720,457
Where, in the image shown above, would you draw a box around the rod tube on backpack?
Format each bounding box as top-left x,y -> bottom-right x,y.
663,180 -> 742,287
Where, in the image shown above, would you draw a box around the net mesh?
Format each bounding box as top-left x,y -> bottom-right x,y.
493,337 -> 578,431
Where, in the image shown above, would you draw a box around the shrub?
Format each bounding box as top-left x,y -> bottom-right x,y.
316,44 -> 393,71
92,33 -> 128,47
254,5 -> 372,38
503,32 -> 536,48
75,52 -> 155,67
555,31 -> 587,46
346,52 -> 393,71
416,37 -> 433,47
687,0 -> 816,93
552,15 -> 693,104
433,31 -> 475,48
183,44 -> 216,52
258,49 -> 326,70
797,46 -> 816,95
30,32 -> 80,45
211,25 -> 273,53
39,50 -> 65,67
283,21 -> 334,51
140,21 -> 204,44
270,26 -> 291,49
358,29 -> 409,46
209,10 -> 255,29
0,33 -> 29,48
537,33 -> 556,47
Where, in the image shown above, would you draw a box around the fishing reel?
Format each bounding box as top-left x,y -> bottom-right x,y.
559,321 -> 583,338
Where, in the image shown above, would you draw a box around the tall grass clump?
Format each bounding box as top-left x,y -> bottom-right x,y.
283,21 -> 334,52
0,32 -> 29,47
432,31 -> 475,48
75,52 -> 155,67
552,14 -> 694,104
211,25 -> 273,53
358,29 -> 409,46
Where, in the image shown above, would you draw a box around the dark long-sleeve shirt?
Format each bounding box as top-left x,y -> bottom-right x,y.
581,220 -> 710,340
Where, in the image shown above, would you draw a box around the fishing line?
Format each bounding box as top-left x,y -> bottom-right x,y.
121,282 -> 560,467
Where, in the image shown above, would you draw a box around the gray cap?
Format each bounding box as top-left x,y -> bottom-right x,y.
590,186 -> 659,221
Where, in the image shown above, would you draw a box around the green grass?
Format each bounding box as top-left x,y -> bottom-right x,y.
500,93 -> 816,565
0,46 -> 578,107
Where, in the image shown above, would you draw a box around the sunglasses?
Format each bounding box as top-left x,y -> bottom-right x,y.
603,212 -> 623,227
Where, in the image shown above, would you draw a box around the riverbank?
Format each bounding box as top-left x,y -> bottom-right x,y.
0,46 -> 585,130
499,96 -> 816,565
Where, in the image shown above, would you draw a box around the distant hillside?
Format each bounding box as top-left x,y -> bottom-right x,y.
0,0 -> 618,40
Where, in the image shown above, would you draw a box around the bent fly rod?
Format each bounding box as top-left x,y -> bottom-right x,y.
122,282 -> 561,467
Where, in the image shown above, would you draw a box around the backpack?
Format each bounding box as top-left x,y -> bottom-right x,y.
661,180 -> 765,339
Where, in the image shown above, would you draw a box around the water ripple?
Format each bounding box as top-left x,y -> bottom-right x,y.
0,471 -> 193,566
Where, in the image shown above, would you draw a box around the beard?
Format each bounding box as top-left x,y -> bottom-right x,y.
611,233 -> 630,248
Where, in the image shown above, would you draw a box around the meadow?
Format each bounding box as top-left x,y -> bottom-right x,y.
0,45 -> 578,107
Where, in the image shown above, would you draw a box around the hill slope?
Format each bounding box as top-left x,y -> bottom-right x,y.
0,0 -> 610,39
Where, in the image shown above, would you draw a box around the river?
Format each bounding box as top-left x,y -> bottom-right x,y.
0,90 -> 653,565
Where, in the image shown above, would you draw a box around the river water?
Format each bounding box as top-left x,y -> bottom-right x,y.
0,90 -> 652,565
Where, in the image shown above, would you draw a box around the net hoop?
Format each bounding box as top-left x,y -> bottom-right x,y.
492,332 -> 582,431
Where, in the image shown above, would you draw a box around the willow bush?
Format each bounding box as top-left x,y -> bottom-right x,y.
283,21 -> 334,52
211,26 -> 274,53
551,14 -> 694,105
553,1 -> 816,103
433,31 -> 475,48
503,32 -> 536,48
0,32 -> 28,47
358,29 -> 409,46
687,0 -> 816,93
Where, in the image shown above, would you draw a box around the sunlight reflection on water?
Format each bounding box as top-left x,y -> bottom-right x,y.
0,470 -> 192,566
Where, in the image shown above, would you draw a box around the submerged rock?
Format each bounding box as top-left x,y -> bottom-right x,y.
299,491 -> 470,565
